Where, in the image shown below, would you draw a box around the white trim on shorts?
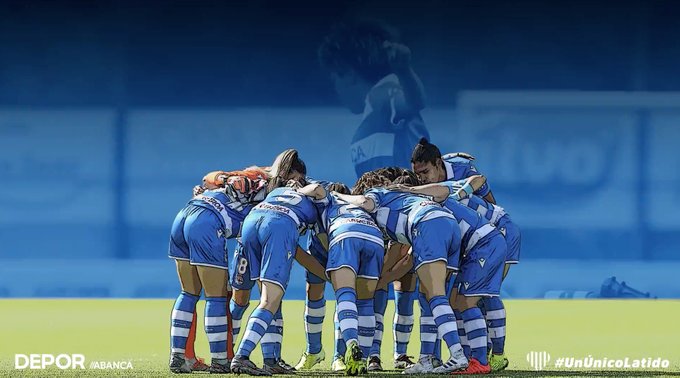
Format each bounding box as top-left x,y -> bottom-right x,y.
190,262 -> 229,270
505,260 -> 519,265
414,257 -> 448,271
357,274 -> 380,280
459,292 -> 500,297
169,256 -> 190,261
259,278 -> 287,293
326,264 -> 357,279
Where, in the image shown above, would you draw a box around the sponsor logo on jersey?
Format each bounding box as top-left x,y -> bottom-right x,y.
256,203 -> 291,215
342,218 -> 376,227
479,258 -> 486,268
198,195 -> 226,213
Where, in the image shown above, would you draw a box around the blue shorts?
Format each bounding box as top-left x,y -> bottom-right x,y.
305,234 -> 328,285
455,232 -> 506,297
411,216 -> 460,271
230,241 -> 256,291
168,205 -> 228,269
327,237 -> 384,280
240,212 -> 299,291
497,215 -> 521,264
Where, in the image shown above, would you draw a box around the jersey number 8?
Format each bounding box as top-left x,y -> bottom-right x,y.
237,257 -> 248,275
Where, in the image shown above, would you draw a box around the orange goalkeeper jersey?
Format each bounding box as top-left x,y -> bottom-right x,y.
202,166 -> 270,190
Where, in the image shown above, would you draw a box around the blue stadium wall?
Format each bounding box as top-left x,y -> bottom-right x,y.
1,92 -> 679,298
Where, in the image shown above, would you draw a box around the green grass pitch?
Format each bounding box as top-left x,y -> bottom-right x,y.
1,299 -> 679,377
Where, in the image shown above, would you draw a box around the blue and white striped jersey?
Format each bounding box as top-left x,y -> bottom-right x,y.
316,192 -> 383,248
441,198 -> 496,255
252,187 -> 319,230
351,74 -> 429,178
441,153 -> 491,198
189,189 -> 254,238
440,180 -> 507,226
364,188 -> 450,245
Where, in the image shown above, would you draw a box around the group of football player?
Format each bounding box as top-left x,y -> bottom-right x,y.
167,138 -> 521,376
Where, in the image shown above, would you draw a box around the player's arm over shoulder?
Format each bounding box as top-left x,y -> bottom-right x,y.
334,192 -> 376,213
297,183 -> 327,200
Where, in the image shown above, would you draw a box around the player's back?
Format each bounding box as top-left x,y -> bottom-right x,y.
442,198 -> 495,253
365,188 -> 446,244
460,195 -> 507,226
255,187 -> 318,228
189,189 -> 253,238
321,193 -> 383,247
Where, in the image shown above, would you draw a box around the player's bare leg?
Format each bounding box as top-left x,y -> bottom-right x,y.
169,260 -> 208,373
196,265 -> 232,374
331,268 -> 367,376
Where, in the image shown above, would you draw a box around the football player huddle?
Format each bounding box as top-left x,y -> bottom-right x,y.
167,139 -> 521,376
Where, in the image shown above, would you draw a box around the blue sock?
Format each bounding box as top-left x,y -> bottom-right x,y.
235,308 -> 274,359
481,297 -> 506,355
205,297 -> 229,360
261,306 -> 283,365
304,298 -> 326,354
336,287 -> 359,348
171,292 -> 200,354
273,308 -> 284,359
478,299 -> 492,353
440,276 -> 458,362
369,289 -> 388,358
357,298 -> 375,358
461,307 -> 488,365
333,308 -> 346,359
429,296 -> 464,359
454,310 -> 471,358
229,299 -> 250,347
393,290 -> 415,358
417,292 -> 436,357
